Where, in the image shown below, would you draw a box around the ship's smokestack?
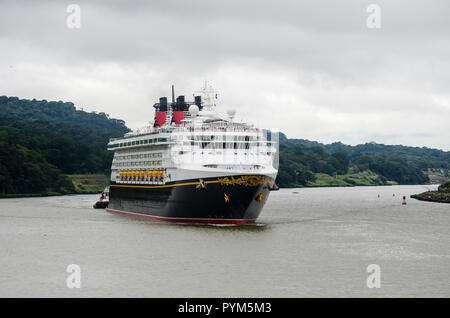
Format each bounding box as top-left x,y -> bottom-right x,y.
154,97 -> 168,128
194,96 -> 202,110
171,95 -> 185,125
159,97 -> 167,110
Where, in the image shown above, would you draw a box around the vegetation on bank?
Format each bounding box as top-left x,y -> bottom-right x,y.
306,169 -> 395,187
411,181 -> 450,204
0,174 -> 109,198
0,96 -> 128,196
275,135 -> 441,188
1,95 -> 449,196
66,174 -> 109,194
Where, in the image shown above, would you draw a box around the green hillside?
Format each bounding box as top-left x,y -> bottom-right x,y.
0,96 -> 129,196
1,95 -> 448,196
276,133 -> 449,188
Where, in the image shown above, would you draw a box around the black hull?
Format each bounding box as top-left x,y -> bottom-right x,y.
107,175 -> 273,225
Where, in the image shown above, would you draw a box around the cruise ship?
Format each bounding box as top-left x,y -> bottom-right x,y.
106,83 -> 279,225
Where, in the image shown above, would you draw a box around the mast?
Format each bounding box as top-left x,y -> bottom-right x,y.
171,85 -> 175,104
194,81 -> 217,111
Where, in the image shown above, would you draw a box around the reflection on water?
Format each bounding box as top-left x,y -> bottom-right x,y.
0,184 -> 449,297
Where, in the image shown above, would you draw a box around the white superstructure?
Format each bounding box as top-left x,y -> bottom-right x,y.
107,84 -> 278,185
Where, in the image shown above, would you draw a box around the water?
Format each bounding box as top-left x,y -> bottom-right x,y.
0,185 -> 449,297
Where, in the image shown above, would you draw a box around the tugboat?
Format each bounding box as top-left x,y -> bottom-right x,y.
105,83 -> 279,225
93,186 -> 109,209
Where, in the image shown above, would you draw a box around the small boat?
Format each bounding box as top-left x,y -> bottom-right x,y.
93,186 -> 109,209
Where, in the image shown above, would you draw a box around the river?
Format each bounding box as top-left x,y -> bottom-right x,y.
0,185 -> 449,297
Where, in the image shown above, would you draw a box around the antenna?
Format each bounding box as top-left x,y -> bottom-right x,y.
171,85 -> 175,104
194,81 -> 217,110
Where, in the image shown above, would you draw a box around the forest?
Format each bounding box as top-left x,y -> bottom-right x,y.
0,96 -> 128,195
277,133 -> 448,187
0,96 -> 448,195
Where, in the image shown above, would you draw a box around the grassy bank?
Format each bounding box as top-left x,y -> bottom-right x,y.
0,174 -> 109,198
306,169 -> 396,187
411,181 -> 450,204
66,174 -> 109,194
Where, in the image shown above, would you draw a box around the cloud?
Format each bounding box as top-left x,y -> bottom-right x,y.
0,0 -> 449,150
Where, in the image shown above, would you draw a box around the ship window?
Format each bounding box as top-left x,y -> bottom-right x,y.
144,140 -> 148,144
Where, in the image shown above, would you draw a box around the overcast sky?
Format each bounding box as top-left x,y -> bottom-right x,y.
1,0 -> 449,150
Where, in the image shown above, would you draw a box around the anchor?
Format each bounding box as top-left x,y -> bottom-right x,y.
196,179 -> 207,190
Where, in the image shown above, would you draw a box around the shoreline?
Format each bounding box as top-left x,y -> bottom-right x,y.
411,191 -> 450,204
0,191 -> 101,199
410,180 -> 450,204
0,183 -> 439,199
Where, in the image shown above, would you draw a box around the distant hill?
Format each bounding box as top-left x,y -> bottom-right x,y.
276,133 -> 449,188
280,133 -> 450,170
0,96 -> 127,132
1,95 -> 448,195
0,96 -> 129,196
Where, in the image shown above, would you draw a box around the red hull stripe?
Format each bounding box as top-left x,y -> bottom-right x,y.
106,208 -> 255,225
